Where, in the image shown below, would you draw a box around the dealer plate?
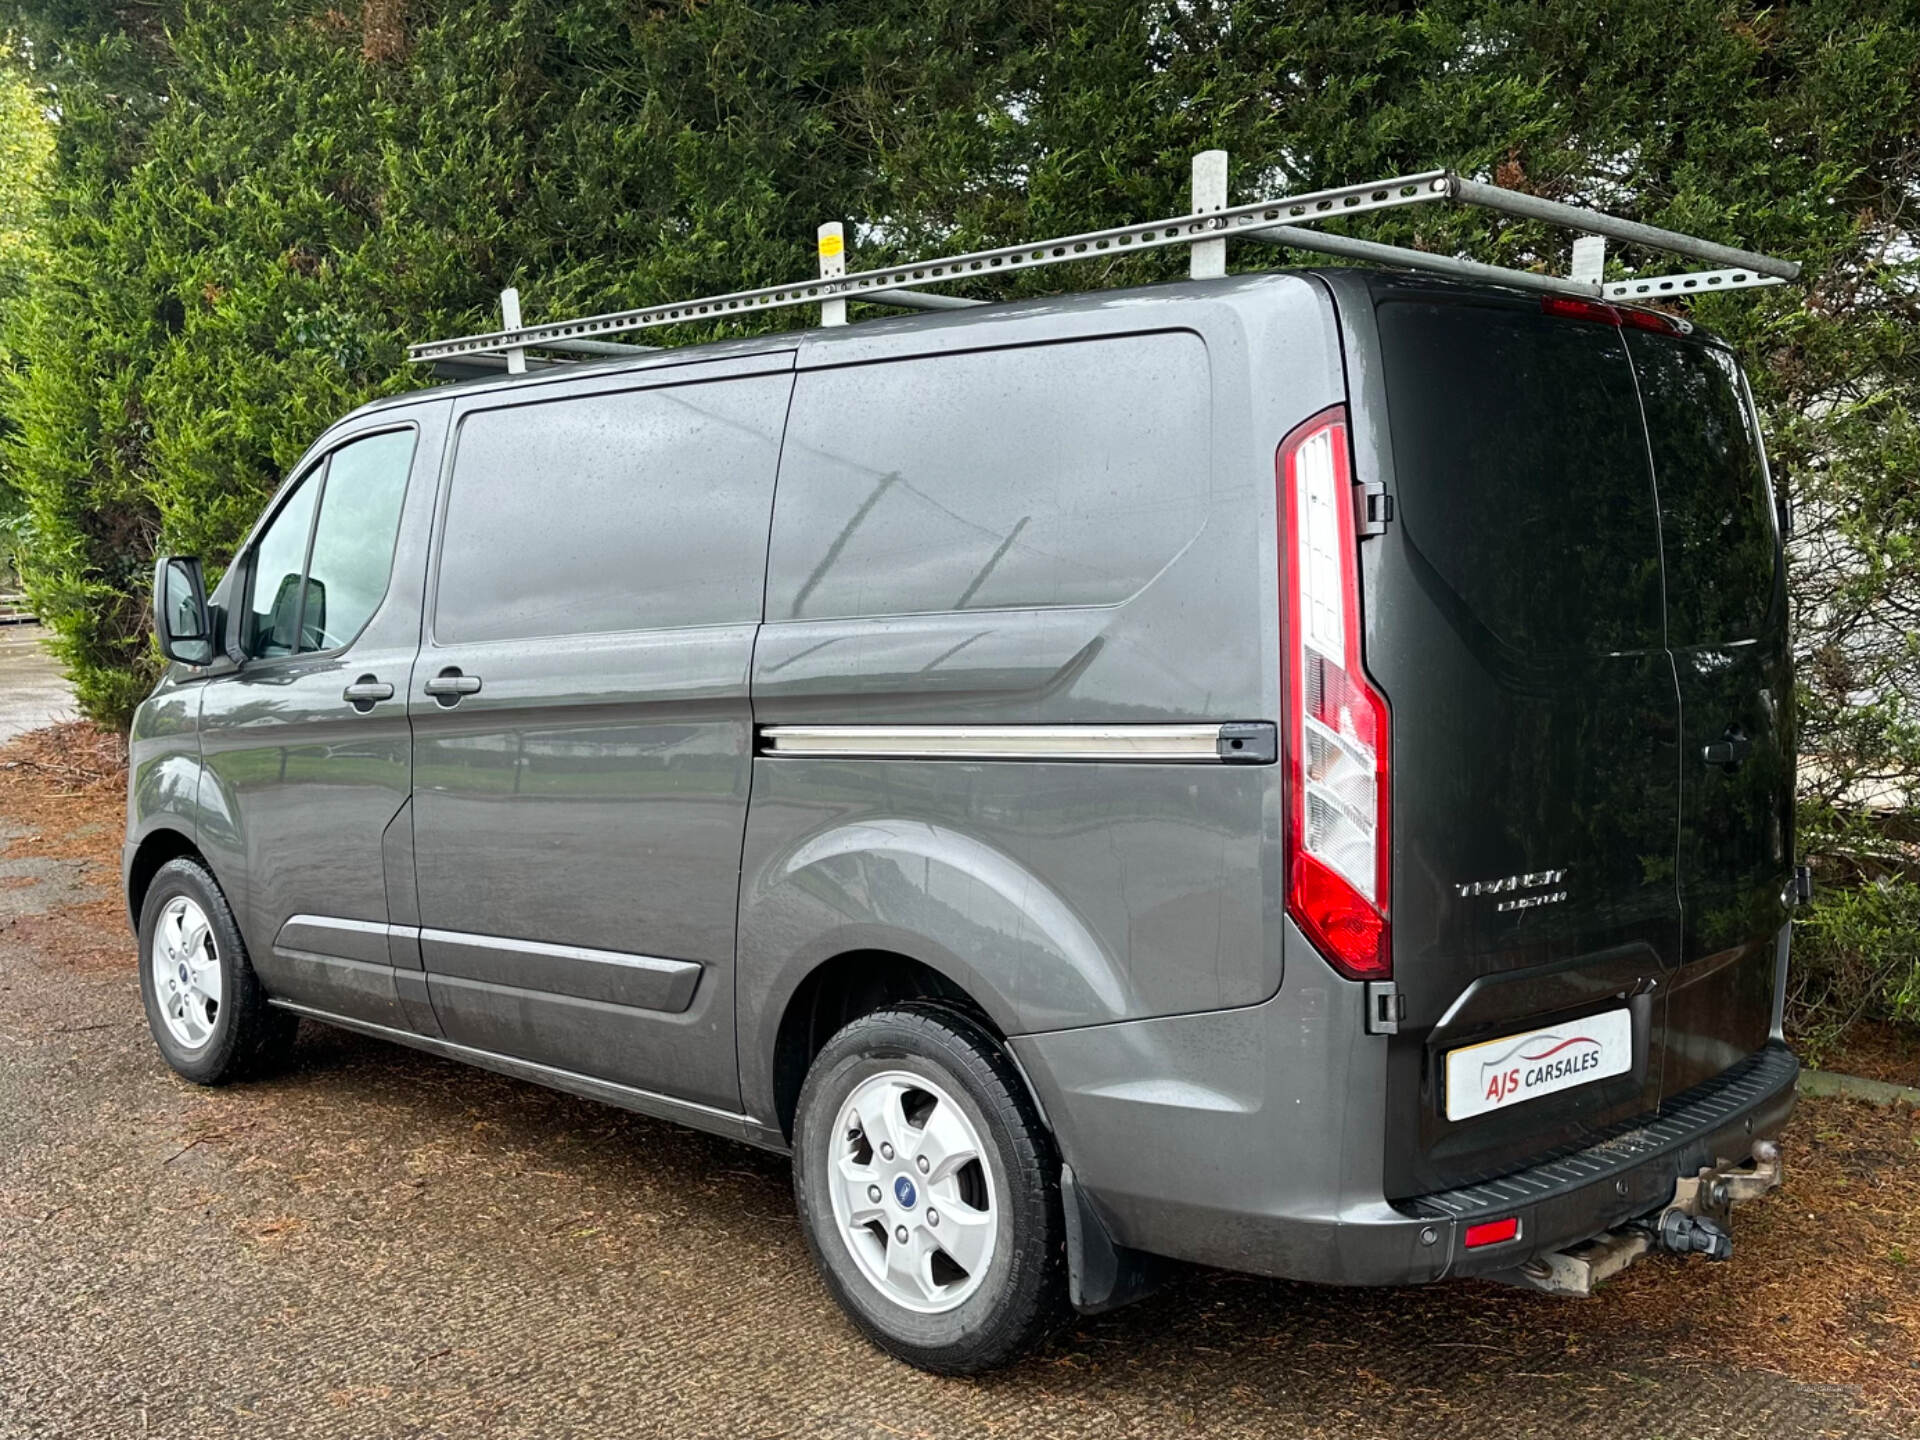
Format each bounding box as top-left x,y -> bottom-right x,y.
1445,1009 -> 1633,1121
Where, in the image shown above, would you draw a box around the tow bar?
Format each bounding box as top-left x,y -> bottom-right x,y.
1497,1139 -> 1783,1297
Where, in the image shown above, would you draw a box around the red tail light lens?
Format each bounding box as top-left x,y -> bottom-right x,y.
1280,408 -> 1390,981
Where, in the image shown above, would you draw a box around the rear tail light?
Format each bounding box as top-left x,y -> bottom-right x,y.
1280,408 -> 1390,981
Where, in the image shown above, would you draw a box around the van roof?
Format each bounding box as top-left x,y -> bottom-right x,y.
344,266 -> 1727,430
341,268 -> 1322,422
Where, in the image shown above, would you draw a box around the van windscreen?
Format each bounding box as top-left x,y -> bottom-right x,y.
1375,297 -> 1664,656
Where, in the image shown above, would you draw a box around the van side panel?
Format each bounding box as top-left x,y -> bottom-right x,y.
737,279 -> 1347,1124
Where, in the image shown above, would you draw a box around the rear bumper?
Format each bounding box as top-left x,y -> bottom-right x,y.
1012,967 -> 1798,1288
1403,1043 -> 1798,1280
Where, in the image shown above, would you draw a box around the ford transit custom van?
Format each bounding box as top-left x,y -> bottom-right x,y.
130,268 -> 1799,1373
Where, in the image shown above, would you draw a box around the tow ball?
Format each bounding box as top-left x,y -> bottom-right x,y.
1651,1207 -> 1732,1260
1498,1139 -> 1783,1297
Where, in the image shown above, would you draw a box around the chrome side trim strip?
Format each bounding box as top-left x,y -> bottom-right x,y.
758,723 -> 1247,762
419,926 -> 703,1015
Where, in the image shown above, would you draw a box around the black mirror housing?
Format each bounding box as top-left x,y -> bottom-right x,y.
153,555 -> 214,666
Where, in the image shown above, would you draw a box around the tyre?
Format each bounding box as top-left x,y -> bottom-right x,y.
137,856 -> 297,1085
793,1002 -> 1066,1373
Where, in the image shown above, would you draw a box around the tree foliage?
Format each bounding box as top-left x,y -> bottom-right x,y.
1,0 -> 1916,1036
0,49 -> 52,574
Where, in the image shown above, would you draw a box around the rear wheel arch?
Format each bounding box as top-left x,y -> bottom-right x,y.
770,950 -> 1026,1145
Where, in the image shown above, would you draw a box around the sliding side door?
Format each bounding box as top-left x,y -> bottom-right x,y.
408,355 -> 794,1110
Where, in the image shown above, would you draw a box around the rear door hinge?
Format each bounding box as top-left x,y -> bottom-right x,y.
1356,479 -> 1394,538
1365,980 -> 1404,1035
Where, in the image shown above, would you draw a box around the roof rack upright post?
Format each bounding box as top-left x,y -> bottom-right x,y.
1191,150 -> 1228,279
1571,234 -> 1607,286
817,223 -> 848,326
499,288 -> 527,375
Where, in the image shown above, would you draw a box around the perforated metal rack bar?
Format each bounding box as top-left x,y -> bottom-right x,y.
1604,267 -> 1788,300
409,159 -> 1800,365
410,171 -> 1447,362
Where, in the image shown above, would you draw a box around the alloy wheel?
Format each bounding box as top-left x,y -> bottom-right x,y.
826,1069 -> 998,1314
152,895 -> 222,1051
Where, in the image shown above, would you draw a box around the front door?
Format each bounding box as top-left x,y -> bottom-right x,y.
408,355 -> 794,1110
198,415 -> 442,1033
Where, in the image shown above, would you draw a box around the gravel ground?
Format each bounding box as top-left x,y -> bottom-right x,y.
0,765 -> 1913,1438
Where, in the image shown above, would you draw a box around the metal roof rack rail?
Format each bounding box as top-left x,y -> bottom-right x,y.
412,150 -> 1799,370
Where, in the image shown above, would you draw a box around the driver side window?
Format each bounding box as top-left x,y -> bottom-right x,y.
245,468 -> 320,659
243,428 -> 416,659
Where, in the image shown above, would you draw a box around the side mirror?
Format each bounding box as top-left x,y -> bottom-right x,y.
263,571 -> 303,655
153,555 -> 214,666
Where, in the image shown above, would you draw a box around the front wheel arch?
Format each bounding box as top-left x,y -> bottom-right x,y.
126,826 -> 203,929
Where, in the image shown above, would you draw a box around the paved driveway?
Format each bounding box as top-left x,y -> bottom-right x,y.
0,626 -> 77,744
0,795 -> 1909,1438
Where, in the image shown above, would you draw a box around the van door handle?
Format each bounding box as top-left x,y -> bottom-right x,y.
424,667 -> 482,705
342,676 -> 394,711
1702,725 -> 1752,769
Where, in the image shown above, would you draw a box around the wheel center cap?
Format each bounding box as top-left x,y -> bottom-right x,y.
893,1175 -> 918,1209
177,964 -> 189,985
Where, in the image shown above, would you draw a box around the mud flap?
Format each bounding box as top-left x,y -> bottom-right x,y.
1062,1164 -> 1169,1315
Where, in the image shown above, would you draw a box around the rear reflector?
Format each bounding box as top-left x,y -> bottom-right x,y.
1464,1216 -> 1520,1249
1280,407 -> 1391,981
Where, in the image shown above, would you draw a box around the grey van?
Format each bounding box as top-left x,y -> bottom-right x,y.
130,268 -> 1800,1373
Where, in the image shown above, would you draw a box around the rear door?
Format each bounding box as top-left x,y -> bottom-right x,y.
1342,278 -> 1684,1197
1627,329 -> 1793,1092
408,354 -> 794,1111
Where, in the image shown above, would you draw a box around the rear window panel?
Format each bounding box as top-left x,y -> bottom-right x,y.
1376,297 -> 1665,657
764,333 -> 1210,620
1624,331 -> 1777,645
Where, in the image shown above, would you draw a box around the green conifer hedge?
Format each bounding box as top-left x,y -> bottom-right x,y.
1,0 -> 1916,1045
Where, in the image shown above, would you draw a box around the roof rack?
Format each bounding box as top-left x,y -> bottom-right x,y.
411,150 -> 1800,373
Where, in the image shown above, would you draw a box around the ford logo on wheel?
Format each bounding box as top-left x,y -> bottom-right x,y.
893,1175 -> 917,1208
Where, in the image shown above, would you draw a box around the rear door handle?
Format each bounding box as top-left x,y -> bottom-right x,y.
424,667 -> 482,704
1702,725 -> 1752,769
342,676 -> 394,710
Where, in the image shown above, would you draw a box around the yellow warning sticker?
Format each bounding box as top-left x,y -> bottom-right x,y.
818,233 -> 845,259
